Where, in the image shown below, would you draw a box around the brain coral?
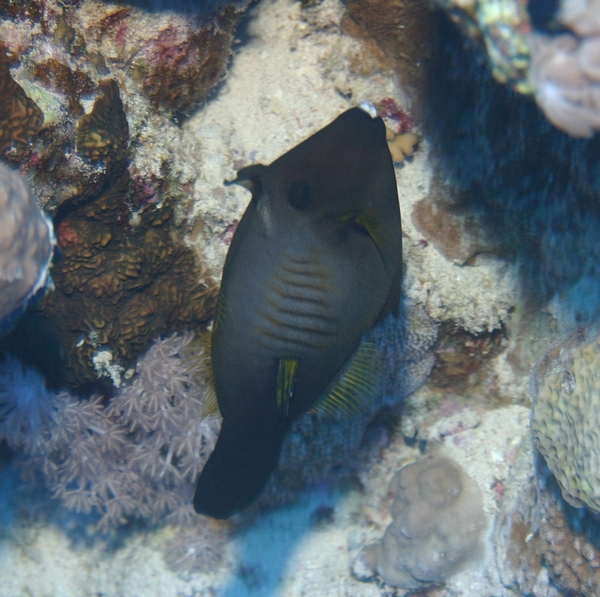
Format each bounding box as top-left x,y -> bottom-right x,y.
0,42 -> 43,154
532,334 -> 600,513
0,163 -> 53,325
355,452 -> 486,589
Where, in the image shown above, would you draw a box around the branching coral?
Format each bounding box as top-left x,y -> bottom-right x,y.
0,332 -> 221,531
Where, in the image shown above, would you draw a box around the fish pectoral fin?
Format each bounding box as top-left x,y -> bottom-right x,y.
189,332 -> 220,416
276,358 -> 298,417
354,210 -> 384,250
309,341 -> 384,418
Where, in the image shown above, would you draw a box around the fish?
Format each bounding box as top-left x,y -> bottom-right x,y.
193,104 -> 403,519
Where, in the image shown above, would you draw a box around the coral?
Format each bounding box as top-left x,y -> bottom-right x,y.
3,170 -> 218,390
531,332 -> 600,514
536,476 -> 600,597
0,42 -> 43,155
433,0 -> 600,138
530,28 -> 600,138
0,333 -> 222,530
32,58 -> 96,119
354,452 -> 486,589
411,173 -> 503,265
132,14 -> 239,117
76,79 -> 129,163
386,131 -> 419,163
0,163 -> 53,325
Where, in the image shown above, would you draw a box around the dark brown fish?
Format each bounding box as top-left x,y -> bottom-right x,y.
193,105 -> 402,519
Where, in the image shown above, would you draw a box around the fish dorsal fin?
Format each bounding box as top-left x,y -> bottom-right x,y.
188,332 -> 219,416
276,358 -> 298,417
309,341 -> 383,418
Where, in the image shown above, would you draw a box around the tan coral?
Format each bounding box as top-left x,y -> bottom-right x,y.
76,79 -> 129,162
30,172 -> 218,389
387,131 -> 419,163
0,43 -> 43,154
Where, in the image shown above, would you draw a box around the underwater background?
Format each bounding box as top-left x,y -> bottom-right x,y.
1,0 -> 600,595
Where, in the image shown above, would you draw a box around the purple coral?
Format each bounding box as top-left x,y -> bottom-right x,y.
0,332 -> 221,531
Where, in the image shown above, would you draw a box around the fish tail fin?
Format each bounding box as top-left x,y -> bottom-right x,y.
193,418 -> 286,519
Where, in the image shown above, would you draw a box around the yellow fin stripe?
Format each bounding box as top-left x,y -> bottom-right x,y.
309,341 -> 383,419
187,332 -> 219,416
212,287 -> 226,332
355,210 -> 383,250
276,358 -> 298,416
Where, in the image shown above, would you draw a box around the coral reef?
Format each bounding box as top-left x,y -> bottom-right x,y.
0,0 -> 247,387
0,42 -> 43,156
3,170 -> 218,389
536,476 -> 600,597
132,14 -> 238,117
354,452 -> 486,590
0,163 -> 53,327
531,331 -> 600,514
75,79 -> 129,162
0,333 -> 221,530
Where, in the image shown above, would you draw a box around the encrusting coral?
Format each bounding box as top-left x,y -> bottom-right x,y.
0,162 -> 53,328
0,42 -> 43,155
4,170 -> 219,390
75,79 -> 129,163
354,452 -> 486,590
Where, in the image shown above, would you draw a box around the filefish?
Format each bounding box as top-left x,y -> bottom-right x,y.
193,104 -> 403,519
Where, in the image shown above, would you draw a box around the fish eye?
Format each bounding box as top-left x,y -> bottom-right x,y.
287,180 -> 312,210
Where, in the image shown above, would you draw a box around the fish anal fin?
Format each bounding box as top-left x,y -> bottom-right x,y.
309,341 -> 383,419
276,358 -> 298,417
